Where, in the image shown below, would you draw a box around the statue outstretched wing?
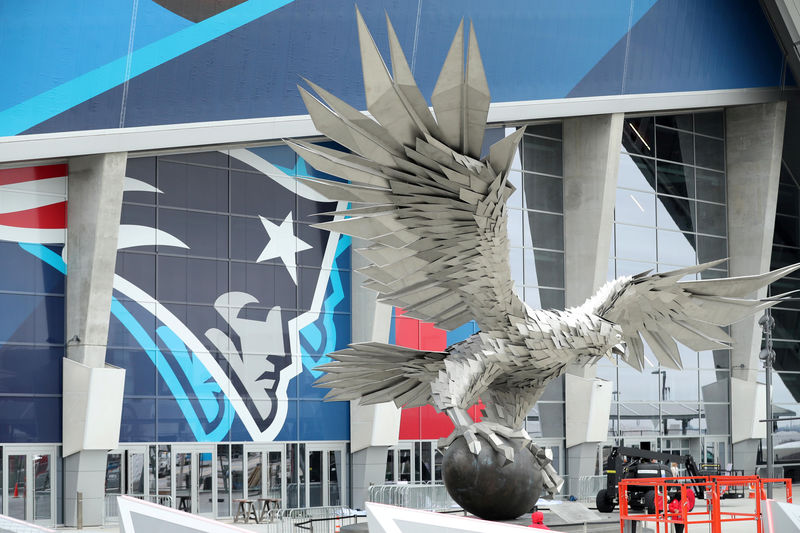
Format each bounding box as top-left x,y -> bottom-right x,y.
593,260 -> 800,371
286,10 -> 525,333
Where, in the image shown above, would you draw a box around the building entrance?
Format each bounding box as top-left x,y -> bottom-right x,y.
172,445 -> 215,516
2,446 -> 57,526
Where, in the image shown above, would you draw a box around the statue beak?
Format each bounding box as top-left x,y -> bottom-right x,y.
611,342 -> 626,356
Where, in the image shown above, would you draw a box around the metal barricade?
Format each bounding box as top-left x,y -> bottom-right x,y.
103,493 -> 173,524
367,483 -> 459,511
564,475 -> 606,503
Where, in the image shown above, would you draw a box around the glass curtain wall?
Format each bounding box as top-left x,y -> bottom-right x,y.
766,162 -> 800,480
599,111 -> 731,466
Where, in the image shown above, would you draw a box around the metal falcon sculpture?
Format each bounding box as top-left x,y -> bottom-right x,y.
288,11 -> 799,496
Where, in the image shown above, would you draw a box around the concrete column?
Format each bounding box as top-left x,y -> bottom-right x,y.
63,152 -> 127,527
349,238 -> 399,509
562,114 -> 624,479
725,103 -> 786,471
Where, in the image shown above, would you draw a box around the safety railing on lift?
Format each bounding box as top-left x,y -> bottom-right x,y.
619,475 -> 792,533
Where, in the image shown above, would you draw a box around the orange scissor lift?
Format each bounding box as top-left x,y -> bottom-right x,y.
619,475 -> 792,533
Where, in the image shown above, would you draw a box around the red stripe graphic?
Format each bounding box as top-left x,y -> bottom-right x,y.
395,310 -> 483,440
0,164 -> 68,186
0,202 -> 67,229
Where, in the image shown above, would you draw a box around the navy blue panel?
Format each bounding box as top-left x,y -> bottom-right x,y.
108,296 -> 158,349
106,348 -> 157,396
0,243 -> 65,295
570,0 -> 784,96
298,399 -> 349,441
0,397 -> 61,443
157,397 -> 201,441
274,400 -> 299,441
120,398 -> 157,442
0,346 -> 62,394
0,294 -> 64,345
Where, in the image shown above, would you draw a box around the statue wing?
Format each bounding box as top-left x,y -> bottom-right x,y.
314,342 -> 447,408
287,10 -> 525,333
595,260 -> 800,370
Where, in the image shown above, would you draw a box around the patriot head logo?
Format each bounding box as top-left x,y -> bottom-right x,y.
0,148 -> 349,442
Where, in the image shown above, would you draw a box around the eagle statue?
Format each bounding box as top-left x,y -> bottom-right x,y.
287,9 -> 799,515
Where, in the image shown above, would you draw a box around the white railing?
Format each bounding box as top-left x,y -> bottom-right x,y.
0,513 -> 54,533
563,475 -> 606,504
260,506 -> 364,533
367,483 -> 459,511
103,493 -> 173,524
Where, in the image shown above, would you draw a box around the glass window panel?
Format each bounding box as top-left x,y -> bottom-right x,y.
105,453 -> 122,494
615,189 -> 656,226
176,452 -> 192,512
694,135 -> 724,171
662,369 -> 699,401
656,114 -> 693,132
8,455 -> 25,520
657,161 -> 694,198
525,287 -> 565,310
308,450 -> 322,507
696,202 -> 726,236
772,246 -> 800,269
33,454 -> 51,521
523,173 -> 563,212
699,349 -> 730,370
267,450 -> 282,501
329,450 -> 342,505
156,159 -> 229,212
247,452 -> 262,498
158,445 -> 171,497
509,247 -> 524,286
694,112 -> 724,138
618,366 -> 659,402
385,450 -> 394,483
615,224 -> 656,262
129,452 -> 145,494
434,449 -> 443,481
540,375 -> 564,401
618,154 -> 656,191
507,209 -> 523,247
398,449 -> 411,482
622,117 -> 655,157
700,371 -> 730,402
700,403 -> 729,435
697,235 -> 727,264
778,181 -> 799,217
217,445 -> 230,517
538,402 -> 564,438
657,229 -> 696,266
699,268 -> 728,279
198,452 -> 213,514
525,250 -> 564,289
231,445 -> 244,505
525,212 -> 564,250
615,260 -> 656,277
656,126 -> 694,165
656,195 -> 695,233
695,169 -> 726,204
522,136 -> 562,176
508,171 -> 523,209
525,123 -> 562,139
773,215 -> 799,247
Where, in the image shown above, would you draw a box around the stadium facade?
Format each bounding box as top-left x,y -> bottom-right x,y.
1,0 -> 800,526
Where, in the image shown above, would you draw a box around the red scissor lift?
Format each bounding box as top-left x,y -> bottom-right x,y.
619,475 -> 792,533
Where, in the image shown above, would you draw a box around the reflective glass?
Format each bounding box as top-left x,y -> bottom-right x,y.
526,212 -> 564,250
657,161 -> 694,198
615,225 -> 656,262
618,154 -> 656,191
695,169 -> 726,204
217,445 -> 230,517
175,453 -> 192,512
694,135 -> 724,171
198,452 -> 213,514
267,450 -> 282,501
656,229 -> 696,266
527,250 -> 564,288
615,260 -> 656,277
696,202 -> 726,236
622,117 -> 655,157
8,455 -> 25,520
615,189 -> 655,226
656,114 -> 693,132
522,136 -> 562,176
33,454 -> 50,521
696,235 -> 727,264
773,215 -> 799,247
694,112 -> 724,138
656,126 -> 694,164
247,452 -> 262,498
329,450 -> 342,505
523,173 -> 563,212
657,195 -> 695,233
525,123 -> 562,139
507,171 -> 523,208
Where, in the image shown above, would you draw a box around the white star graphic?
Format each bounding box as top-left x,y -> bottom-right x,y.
257,212 -> 312,284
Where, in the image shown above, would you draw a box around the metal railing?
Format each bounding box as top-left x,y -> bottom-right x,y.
103,493 -> 173,524
367,483 -> 459,511
252,506 -> 363,533
563,475 -> 606,503
0,514 -> 54,533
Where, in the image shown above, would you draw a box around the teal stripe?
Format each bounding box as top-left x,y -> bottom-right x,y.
0,0 -> 294,136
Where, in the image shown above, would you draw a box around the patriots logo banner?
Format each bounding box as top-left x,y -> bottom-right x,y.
0,147 -> 352,443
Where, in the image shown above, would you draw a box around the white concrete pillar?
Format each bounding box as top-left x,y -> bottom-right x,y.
63,152 -> 127,527
561,113 -> 624,479
349,238 -> 399,509
725,102 -> 786,473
